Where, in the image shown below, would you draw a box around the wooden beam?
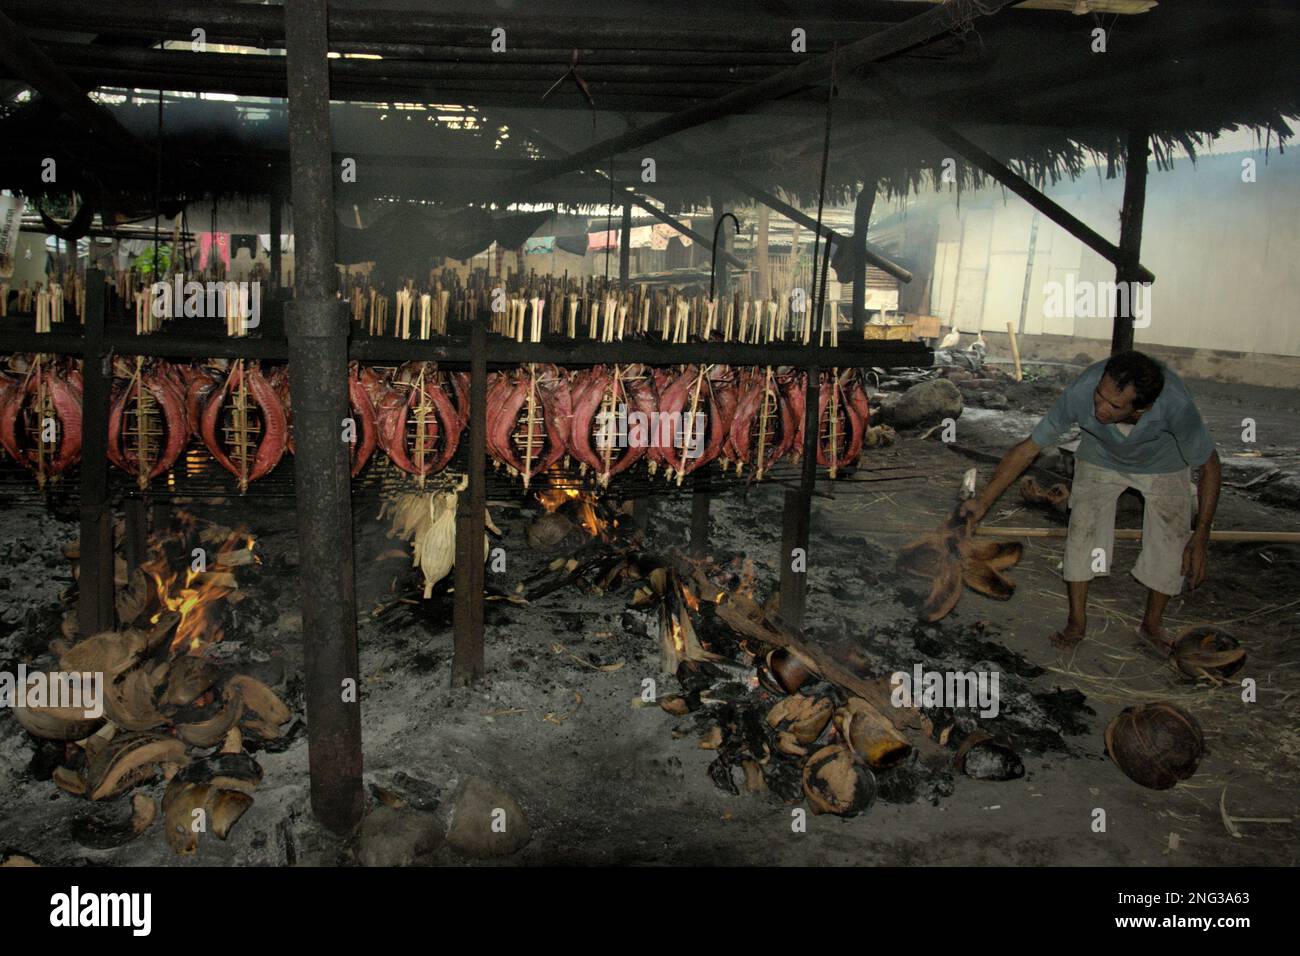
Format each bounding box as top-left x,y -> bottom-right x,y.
0,8 -> 147,158
1111,129 -> 1149,354
2,1 -> 908,53
847,69 -> 1156,283
679,161 -> 913,284
501,0 -> 1019,197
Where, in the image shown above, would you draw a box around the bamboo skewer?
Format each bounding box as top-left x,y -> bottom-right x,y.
677,364 -> 708,487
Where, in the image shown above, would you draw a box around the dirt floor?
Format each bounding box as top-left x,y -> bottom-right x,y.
1,365 -> 1297,866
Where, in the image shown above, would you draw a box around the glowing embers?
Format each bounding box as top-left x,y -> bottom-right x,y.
141,527 -> 259,655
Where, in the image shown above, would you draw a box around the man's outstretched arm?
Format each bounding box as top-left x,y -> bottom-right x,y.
1182,449 -> 1221,589
959,437 -> 1042,523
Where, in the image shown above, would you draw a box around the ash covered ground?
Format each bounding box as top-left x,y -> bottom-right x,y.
1,367 -> 1297,866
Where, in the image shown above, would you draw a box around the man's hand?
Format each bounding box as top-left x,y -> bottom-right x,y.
959,497 -> 989,524
1182,536 -> 1208,589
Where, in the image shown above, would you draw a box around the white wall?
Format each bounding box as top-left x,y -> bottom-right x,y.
924,145 -> 1300,359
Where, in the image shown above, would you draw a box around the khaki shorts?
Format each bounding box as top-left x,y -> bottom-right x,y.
1063,459 -> 1193,596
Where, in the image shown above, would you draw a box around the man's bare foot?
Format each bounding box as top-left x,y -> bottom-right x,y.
1137,623 -> 1174,657
1050,621 -> 1086,650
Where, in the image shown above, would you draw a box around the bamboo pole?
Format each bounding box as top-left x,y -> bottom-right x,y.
976,527 -> 1300,543
1006,321 -> 1022,381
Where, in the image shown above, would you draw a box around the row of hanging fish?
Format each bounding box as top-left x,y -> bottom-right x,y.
0,355 -> 888,491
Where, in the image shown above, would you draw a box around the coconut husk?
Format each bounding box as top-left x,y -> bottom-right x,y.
176,690 -> 244,749
760,647 -> 816,695
104,668 -> 169,732
833,697 -> 913,770
226,674 -> 290,739
13,694 -> 105,742
70,793 -> 158,850
1021,476 -> 1070,514
115,567 -> 152,626
741,760 -> 768,794
801,744 -> 877,817
766,693 -> 834,747
162,779 -> 211,855
207,789 -> 254,840
899,514 -> 1022,620
960,539 -> 1022,600
0,853 -> 39,867
1170,627 -> 1246,682
52,765 -> 87,796
898,528 -> 964,621
84,732 -> 188,801
776,730 -> 808,757
954,730 -> 1024,781
176,752 -> 263,795
1105,702 -> 1205,790
60,629 -> 148,678
159,655 -> 224,709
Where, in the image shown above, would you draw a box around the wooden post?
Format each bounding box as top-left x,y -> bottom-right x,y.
124,497 -> 149,570
77,271 -> 114,635
690,488 -> 710,558
269,184 -> 283,292
453,319 -> 487,685
1111,129 -> 1149,355
851,181 -> 877,333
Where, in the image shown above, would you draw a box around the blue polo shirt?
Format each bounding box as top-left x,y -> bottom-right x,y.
1030,359 -> 1215,473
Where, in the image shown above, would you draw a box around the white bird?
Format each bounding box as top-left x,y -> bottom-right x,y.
939,328 -> 961,350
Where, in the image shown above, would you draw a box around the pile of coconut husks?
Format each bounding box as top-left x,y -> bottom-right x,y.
13,612 -> 292,855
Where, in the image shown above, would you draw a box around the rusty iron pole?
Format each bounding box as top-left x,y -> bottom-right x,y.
452,319 -> 488,684
77,271 -> 114,635
284,0 -> 363,834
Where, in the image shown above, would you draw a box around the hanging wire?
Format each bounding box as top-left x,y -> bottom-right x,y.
808,43 -> 838,340
603,157 -> 615,289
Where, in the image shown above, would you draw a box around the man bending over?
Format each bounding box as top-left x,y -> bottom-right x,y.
960,350 -> 1221,652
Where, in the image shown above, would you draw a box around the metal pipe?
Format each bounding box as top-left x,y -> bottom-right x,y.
709,211 -> 739,302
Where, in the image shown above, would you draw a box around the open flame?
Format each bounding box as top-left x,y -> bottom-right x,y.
534,488 -> 605,539
146,532 -> 257,655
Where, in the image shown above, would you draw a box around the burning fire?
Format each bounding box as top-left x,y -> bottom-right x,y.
535,488 -> 605,539
146,532 -> 258,655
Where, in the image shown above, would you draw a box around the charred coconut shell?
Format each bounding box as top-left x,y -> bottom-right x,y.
802,744 -> 877,817
1105,702 -> 1205,790
1170,627 -> 1246,682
